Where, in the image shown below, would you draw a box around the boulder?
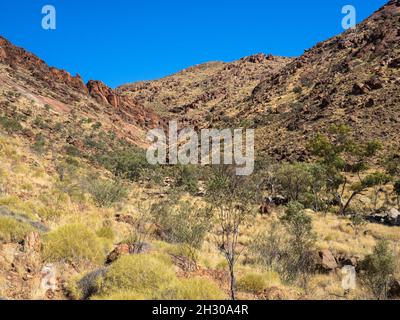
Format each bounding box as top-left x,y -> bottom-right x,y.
105,244 -> 130,264
39,264 -> 58,300
351,83 -> 365,95
367,208 -> 400,226
388,57 -> 400,69
389,280 -> 400,299
314,249 -> 338,272
387,208 -> 400,226
364,76 -> 383,90
336,253 -> 359,268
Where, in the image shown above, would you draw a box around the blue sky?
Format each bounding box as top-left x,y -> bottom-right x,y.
0,0 -> 388,88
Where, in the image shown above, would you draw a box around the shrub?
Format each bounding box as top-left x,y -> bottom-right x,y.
43,224 -> 107,265
360,240 -> 396,300
32,134 -> 47,155
171,278 -> 226,300
276,163 -> 311,203
0,217 -> 33,243
68,268 -> 107,300
0,116 -> 23,134
98,148 -> 150,182
173,165 -> 199,194
293,86 -> 303,94
151,201 -> 210,269
98,254 -> 176,298
237,273 -> 266,293
96,225 -> 115,241
86,178 -> 129,208
279,202 -> 316,287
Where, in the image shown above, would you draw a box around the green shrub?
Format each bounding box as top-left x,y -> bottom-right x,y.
0,217 -> 33,243
0,116 -> 23,134
170,278 -> 226,300
32,134 -> 47,155
293,86 -> 303,94
173,165 -> 199,194
98,254 -> 176,298
237,273 -> 267,293
86,178 -> 129,207
360,240 -> 396,300
96,226 -> 115,241
43,224 -> 107,265
98,148 -> 150,182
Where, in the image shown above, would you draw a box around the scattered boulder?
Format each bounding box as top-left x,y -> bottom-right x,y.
314,249 -> 338,273
366,208 -> 400,226
39,264 -> 58,300
351,83 -> 365,95
388,280 -> 400,299
387,208 -> 400,225
388,57 -> 400,69
265,195 -> 289,206
105,244 -> 130,264
336,253 -> 359,268
364,76 -> 383,90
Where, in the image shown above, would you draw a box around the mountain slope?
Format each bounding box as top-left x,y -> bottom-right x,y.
0,36 -> 161,150
118,0 -> 400,162
118,54 -> 292,128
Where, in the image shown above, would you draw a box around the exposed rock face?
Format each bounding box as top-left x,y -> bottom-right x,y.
87,80 -> 123,108
0,36 -> 88,95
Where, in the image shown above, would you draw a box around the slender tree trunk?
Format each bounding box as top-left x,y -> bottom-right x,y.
229,261 -> 236,300
341,191 -> 360,215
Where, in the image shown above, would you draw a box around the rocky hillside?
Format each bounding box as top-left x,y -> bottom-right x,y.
118,54 -> 292,128
119,0 -> 400,162
0,36 -> 161,150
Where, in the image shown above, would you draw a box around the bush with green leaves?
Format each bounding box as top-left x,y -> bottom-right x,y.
32,134 -> 47,155
86,177 -> 129,208
0,116 -> 23,134
309,125 -> 383,215
43,224 -> 108,265
237,273 -> 267,293
279,202 -> 316,287
0,216 -> 34,243
360,240 -> 396,300
173,165 -> 200,194
251,221 -> 287,270
275,163 -> 311,203
98,148 -> 151,182
170,278 -> 226,300
151,200 -> 211,269
97,254 -> 176,299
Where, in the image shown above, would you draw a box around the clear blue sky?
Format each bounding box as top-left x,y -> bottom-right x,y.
0,0 -> 388,88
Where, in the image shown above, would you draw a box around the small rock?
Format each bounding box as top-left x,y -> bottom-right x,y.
106,244 -> 130,264
388,57 -> 400,69
351,83 -> 365,95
